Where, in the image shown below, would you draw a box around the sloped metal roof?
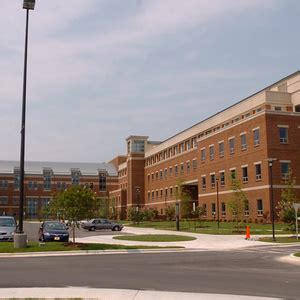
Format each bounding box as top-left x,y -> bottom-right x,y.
0,160 -> 118,176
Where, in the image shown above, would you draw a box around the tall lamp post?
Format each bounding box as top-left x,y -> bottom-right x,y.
14,0 -> 36,249
216,177 -> 220,230
268,158 -> 277,242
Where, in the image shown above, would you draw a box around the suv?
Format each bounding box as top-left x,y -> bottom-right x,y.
0,216 -> 17,241
81,218 -> 123,231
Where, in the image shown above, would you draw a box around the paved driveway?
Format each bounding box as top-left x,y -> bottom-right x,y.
76,225 -> 271,250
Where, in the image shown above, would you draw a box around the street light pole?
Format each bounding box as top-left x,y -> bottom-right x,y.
268,158 -> 277,242
216,177 -> 220,230
14,0 -> 36,249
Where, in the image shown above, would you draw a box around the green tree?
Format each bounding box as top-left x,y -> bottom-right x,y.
278,172 -> 298,228
49,185 -> 97,243
175,178 -> 192,218
165,206 -> 175,220
96,197 -> 110,218
228,178 -> 248,229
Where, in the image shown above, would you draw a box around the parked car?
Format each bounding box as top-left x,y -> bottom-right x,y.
81,218 -> 123,231
38,221 -> 69,242
0,216 -> 17,242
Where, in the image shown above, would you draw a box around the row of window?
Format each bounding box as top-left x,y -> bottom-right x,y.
1,177 -> 107,192
203,199 -> 264,217
201,128 -> 260,162
147,159 -> 198,183
147,186 -> 180,201
146,107 -> 265,167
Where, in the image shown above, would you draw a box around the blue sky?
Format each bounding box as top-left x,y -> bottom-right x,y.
0,0 -> 299,163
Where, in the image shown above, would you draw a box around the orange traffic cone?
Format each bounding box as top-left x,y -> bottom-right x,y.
245,226 -> 250,240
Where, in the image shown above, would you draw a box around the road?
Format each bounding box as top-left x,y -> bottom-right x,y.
0,245 -> 299,298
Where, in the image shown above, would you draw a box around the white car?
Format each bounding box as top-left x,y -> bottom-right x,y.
0,216 -> 17,241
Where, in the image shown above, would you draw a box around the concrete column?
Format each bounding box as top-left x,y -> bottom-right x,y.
14,233 -> 27,248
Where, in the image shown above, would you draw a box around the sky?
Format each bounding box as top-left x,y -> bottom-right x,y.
0,0 -> 299,163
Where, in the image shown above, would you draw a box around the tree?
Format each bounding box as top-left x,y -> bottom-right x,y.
278,172 -> 298,228
228,178 -> 248,229
165,206 -> 175,220
175,178 -> 193,218
49,185 -> 97,243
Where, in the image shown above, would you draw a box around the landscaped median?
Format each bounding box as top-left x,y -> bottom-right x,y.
258,236 -> 300,243
0,242 -> 182,254
113,234 -> 196,242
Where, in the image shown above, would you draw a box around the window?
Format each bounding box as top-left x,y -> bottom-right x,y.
201,176 -> 206,190
151,173 -> 154,181
221,202 -> 226,217
156,190 -> 158,199
99,173 -> 106,191
151,191 -> 154,200
147,192 -> 150,202
132,140 -> 145,152
186,161 -> 190,173
210,174 -> 216,188
186,140 -> 191,151
28,181 -> 38,190
241,133 -> 247,150
170,187 -> 173,197
13,197 -> 19,206
159,170 -> 163,180
165,188 -> 168,198
0,197 -> 8,205
244,200 -> 249,216
164,168 -> 167,179
220,171 -> 225,187
174,145 -> 179,155
229,138 -> 235,154
211,203 -> 216,217
231,169 -> 236,180
71,171 -> 80,185
0,180 -> 8,190
179,143 -> 184,153
279,127 -> 288,144
169,167 -> 173,176
155,172 -> 158,180
192,137 -> 197,148
280,162 -> 290,179
180,163 -> 184,174
201,148 -> 206,161
257,199 -> 263,216
43,173 -> 52,191
219,142 -> 224,157
41,197 -> 51,209
274,106 -> 282,111
242,166 -> 248,183
253,128 -> 260,146
14,170 -> 20,191
175,165 -> 178,176
255,163 -> 262,180
192,159 -> 197,170
147,174 -> 150,183
27,198 -> 38,218
209,145 -> 214,160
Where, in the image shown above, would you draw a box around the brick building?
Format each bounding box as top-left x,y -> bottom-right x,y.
0,161 -> 118,218
1,71 -> 300,221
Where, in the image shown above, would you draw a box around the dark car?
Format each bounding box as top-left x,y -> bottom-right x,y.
81,218 -> 123,231
38,221 -> 69,242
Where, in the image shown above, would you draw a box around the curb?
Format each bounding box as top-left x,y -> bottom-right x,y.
0,247 -> 205,258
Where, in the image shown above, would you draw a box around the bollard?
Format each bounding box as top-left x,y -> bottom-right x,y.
245,226 -> 250,240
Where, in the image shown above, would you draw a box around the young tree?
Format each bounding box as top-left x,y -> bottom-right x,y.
228,178 -> 248,229
278,172 -> 298,228
175,178 -> 192,218
49,185 -> 97,243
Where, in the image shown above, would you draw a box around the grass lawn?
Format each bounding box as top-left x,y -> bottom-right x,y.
113,234 -> 196,242
127,220 -> 293,235
259,236 -> 300,243
0,242 -> 181,253
294,253 -> 300,257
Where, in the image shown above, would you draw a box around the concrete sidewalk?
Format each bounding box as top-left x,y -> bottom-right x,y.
0,287 -> 281,299
75,225 -> 270,250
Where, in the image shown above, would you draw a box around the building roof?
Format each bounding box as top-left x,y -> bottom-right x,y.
0,161 -> 118,176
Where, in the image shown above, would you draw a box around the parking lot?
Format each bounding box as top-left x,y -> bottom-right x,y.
23,221 -> 127,242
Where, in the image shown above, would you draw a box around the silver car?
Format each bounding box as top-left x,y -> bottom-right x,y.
0,216 -> 17,241
81,218 -> 123,231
